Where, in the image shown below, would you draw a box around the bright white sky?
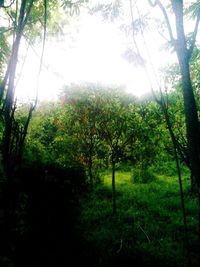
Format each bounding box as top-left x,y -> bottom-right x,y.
15,0 -> 188,101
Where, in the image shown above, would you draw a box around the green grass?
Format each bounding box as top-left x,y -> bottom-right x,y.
78,168 -> 199,267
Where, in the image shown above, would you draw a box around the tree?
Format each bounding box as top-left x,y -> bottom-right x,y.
59,84 -> 102,186
96,88 -> 137,214
0,0 -> 42,241
0,1 -> 88,258
148,0 -> 200,191
0,0 -> 87,173
0,0 -> 47,178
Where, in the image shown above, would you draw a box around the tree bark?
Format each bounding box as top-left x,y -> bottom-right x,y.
171,2 -> 200,261
2,0 -> 26,171
179,61 -> 200,184
112,158 -> 116,214
158,95 -> 191,266
172,0 -> 200,187
88,155 -> 93,187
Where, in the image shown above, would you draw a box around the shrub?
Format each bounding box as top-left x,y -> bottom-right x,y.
115,163 -> 132,172
151,160 -> 177,176
131,168 -> 156,184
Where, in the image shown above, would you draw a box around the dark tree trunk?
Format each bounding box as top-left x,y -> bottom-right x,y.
179,61 -> 200,186
88,155 -> 93,187
111,159 -> 116,215
172,0 -> 200,189
1,0 -> 34,247
158,96 -> 191,266
2,0 -> 25,171
172,1 -> 200,260
148,1 -> 200,264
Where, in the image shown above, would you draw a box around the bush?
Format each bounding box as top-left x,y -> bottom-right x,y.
152,161 -> 177,176
131,168 -> 156,184
115,163 -> 132,172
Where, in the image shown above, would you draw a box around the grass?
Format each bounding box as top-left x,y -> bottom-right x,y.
78,166 -> 199,267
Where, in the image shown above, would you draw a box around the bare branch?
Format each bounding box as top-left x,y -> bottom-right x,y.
129,0 -> 143,62
22,0 -> 34,29
138,225 -> 151,243
148,0 -> 157,7
33,0 -> 47,109
5,9 -> 16,25
0,27 -> 13,34
148,0 -> 176,46
188,10 -> 200,61
0,56 -> 12,106
134,0 -> 162,99
16,0 -> 26,33
1,0 -> 15,9
157,28 -> 170,42
15,42 -> 30,89
156,0 -> 176,47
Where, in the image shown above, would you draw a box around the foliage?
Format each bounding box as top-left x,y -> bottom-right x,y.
89,0 -> 122,21
23,101 -> 76,167
79,169 -> 198,266
23,84 -> 172,183
59,84 -> 140,183
131,100 -> 166,167
1,0 -> 200,265
190,47 -> 200,108
132,167 -> 156,184
0,28 -> 10,78
62,0 -> 89,16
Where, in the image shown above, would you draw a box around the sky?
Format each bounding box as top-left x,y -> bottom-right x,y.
15,1 -> 180,101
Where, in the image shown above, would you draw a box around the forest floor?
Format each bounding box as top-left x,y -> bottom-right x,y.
1,165 -> 199,267
77,167 -> 199,267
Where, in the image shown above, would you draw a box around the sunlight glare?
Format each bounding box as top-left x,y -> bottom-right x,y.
15,8 -> 172,101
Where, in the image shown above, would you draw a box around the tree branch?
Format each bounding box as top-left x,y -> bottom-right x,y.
1,0 -> 15,9
156,0 -> 176,47
148,0 -> 157,7
0,27 -> 13,34
138,224 -> 151,243
22,0 -> 34,29
5,9 -> 16,26
188,10 -> 200,61
33,0 -> 47,109
16,0 -> 26,33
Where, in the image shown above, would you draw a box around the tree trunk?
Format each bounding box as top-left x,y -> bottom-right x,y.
179,61 -> 200,186
172,1 -> 200,261
88,155 -> 93,187
2,0 -> 26,172
172,0 -> 200,189
160,98 -> 191,266
1,0 -> 27,244
112,159 -> 116,215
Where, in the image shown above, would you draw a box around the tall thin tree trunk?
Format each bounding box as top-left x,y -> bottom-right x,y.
172,0 -> 200,188
2,0 -> 26,172
1,0 -> 27,243
174,144 -> 191,267
88,155 -> 93,187
158,98 -> 190,265
112,159 -> 116,215
172,3 -> 200,252
179,61 -> 200,186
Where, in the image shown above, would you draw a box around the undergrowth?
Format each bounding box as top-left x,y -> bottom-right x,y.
78,166 -> 198,267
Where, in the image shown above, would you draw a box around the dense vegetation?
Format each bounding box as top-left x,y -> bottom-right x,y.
1,1 -> 200,267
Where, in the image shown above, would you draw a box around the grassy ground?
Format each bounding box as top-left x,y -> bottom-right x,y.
77,166 -> 199,267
